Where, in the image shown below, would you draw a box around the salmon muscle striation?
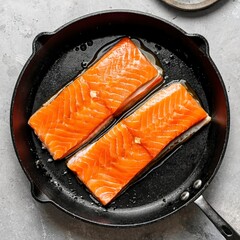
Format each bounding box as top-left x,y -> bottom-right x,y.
67,82 -> 211,205
28,37 -> 163,160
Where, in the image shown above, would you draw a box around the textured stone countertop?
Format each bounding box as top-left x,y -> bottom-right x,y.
0,0 -> 240,239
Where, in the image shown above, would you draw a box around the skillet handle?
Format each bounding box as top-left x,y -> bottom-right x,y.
189,34 -> 209,55
194,195 -> 240,240
31,184 -> 51,203
33,32 -> 54,52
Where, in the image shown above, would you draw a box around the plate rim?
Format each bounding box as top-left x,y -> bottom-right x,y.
161,0 -> 220,11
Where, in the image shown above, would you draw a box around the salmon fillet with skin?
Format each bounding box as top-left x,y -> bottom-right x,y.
67,82 -> 211,205
28,37 -> 163,160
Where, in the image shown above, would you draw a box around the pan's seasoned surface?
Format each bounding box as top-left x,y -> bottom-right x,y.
11,11 -> 229,226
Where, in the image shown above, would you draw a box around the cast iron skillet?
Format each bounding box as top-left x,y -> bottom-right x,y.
10,11 -> 240,239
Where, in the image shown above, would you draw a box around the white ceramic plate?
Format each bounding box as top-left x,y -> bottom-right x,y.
162,0 -> 219,11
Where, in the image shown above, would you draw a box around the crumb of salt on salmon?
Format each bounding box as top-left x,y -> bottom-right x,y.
134,137 -> 141,144
90,90 -> 98,98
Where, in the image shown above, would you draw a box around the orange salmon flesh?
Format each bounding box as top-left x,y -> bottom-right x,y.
67,82 -> 211,205
28,37 -> 163,160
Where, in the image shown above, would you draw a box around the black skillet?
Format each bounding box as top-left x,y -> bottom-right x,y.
10,11 -> 240,239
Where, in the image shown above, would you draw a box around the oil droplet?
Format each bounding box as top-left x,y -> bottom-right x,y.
193,179 -> 202,189
45,172 -> 51,178
163,59 -> 170,65
47,158 -> 53,163
80,43 -> 87,51
180,191 -> 190,201
155,44 -> 162,50
81,61 -> 88,69
35,160 -> 41,168
87,40 -> 93,46
58,187 -> 62,191
53,181 -> 58,186
75,46 -> 79,51
88,194 -> 100,204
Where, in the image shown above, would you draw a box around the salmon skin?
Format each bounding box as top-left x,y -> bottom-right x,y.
28,37 -> 163,160
67,82 -> 211,205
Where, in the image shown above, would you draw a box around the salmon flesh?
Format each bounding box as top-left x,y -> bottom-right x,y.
67,82 -> 211,205
28,38 -> 163,160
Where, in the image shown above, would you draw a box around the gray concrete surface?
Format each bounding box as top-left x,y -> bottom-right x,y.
0,0 -> 240,239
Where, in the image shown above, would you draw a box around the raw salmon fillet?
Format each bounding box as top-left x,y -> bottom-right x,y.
67,82 -> 211,205
123,82 -> 211,158
28,37 -> 163,160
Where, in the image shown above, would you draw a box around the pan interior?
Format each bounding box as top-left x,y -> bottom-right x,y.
11,12 -> 228,226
